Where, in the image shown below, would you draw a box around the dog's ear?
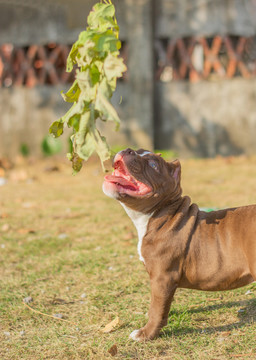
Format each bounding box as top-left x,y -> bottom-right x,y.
168,159 -> 181,182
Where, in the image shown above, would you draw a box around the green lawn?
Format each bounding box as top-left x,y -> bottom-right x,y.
0,155 -> 256,359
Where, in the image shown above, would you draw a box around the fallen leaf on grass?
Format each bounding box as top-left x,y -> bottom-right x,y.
101,316 -> 119,333
17,228 -> 36,234
1,224 -> 10,232
108,344 -> 118,356
0,213 -> 9,219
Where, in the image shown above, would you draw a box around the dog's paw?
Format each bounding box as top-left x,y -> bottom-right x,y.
129,327 -> 158,341
129,329 -> 144,341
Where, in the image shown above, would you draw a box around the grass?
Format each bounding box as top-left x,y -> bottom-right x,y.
0,154 -> 256,359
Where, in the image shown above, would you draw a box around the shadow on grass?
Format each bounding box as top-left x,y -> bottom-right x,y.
162,298 -> 256,338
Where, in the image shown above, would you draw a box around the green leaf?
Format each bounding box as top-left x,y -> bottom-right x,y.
61,80 -> 81,103
66,45 -> 78,73
104,54 -> 127,80
49,121 -> 64,138
68,152 -> 84,175
67,114 -> 80,132
75,111 -> 91,149
93,31 -> 121,53
41,135 -> 62,155
87,3 -> 118,32
90,129 -> 110,167
66,31 -> 92,72
77,133 -> 95,162
95,91 -> 120,130
76,69 -> 98,102
90,63 -> 101,85
60,100 -> 86,125
77,38 -> 96,66
98,76 -> 115,99
73,109 -> 110,169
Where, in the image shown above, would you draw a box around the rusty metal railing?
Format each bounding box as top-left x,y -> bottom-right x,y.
155,35 -> 256,82
0,42 -> 128,88
0,37 -> 255,87
0,43 -> 75,87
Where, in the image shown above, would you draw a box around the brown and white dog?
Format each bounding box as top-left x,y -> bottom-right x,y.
103,148 -> 256,341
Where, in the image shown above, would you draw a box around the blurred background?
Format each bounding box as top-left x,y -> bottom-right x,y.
0,0 -> 256,159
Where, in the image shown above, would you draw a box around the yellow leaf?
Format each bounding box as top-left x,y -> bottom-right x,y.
101,316 -> 119,333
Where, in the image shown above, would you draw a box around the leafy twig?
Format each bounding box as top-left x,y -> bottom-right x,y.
49,0 -> 126,174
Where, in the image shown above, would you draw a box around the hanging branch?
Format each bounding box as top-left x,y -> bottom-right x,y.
49,0 -> 126,173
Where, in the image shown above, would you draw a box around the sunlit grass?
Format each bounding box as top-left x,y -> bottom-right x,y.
0,155 -> 256,359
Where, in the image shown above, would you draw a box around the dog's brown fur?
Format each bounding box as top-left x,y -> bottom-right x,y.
103,148 -> 256,341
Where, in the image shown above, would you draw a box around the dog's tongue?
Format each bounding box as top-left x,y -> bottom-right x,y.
104,174 -> 138,190
105,175 -> 133,186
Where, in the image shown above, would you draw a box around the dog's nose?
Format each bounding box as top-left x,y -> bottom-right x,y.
113,148 -> 136,164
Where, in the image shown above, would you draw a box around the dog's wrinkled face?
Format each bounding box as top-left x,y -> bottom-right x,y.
103,148 -> 182,213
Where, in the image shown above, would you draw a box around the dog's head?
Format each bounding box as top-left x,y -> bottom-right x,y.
103,148 -> 182,213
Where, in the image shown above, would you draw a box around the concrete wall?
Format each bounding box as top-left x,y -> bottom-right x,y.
155,78 -> 256,157
2,78 -> 256,158
0,86 -> 70,156
157,0 -> 256,37
0,0 -> 127,46
0,84 -> 132,157
1,0 -> 255,45
1,0 -> 256,158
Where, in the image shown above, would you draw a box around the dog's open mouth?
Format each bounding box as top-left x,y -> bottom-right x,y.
104,157 -> 152,196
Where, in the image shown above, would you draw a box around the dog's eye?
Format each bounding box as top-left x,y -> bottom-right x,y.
148,160 -> 158,171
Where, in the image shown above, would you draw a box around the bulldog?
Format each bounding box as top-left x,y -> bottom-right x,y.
102,148 -> 256,341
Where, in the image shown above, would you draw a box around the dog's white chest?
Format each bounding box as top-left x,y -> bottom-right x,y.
120,204 -> 151,263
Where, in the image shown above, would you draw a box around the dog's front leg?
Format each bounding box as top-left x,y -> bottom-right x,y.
130,276 -> 177,341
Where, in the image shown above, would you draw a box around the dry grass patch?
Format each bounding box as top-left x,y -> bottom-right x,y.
0,155 -> 256,359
